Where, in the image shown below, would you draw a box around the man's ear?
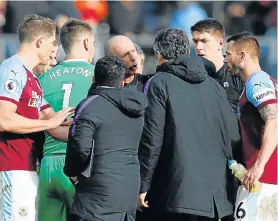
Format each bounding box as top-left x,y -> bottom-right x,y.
219,38 -> 224,50
156,52 -> 168,65
84,38 -> 89,51
156,51 -> 163,63
35,36 -> 44,48
119,80 -> 125,88
239,51 -> 246,63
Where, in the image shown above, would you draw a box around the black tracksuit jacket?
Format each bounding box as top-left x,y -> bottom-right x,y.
64,87 -> 148,221
139,54 -> 241,218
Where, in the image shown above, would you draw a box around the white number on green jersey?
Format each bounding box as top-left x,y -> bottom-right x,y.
62,83 -> 73,108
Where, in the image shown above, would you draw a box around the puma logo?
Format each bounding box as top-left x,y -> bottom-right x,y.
10,70 -> 18,76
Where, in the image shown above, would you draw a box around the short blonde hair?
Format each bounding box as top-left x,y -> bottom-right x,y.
17,14 -> 56,43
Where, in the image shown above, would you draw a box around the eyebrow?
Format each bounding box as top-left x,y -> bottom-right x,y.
192,37 -> 207,41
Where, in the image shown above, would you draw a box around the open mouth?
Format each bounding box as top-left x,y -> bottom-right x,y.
129,64 -> 138,71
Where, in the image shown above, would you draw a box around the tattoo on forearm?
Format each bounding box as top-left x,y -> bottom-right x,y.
259,104 -> 277,121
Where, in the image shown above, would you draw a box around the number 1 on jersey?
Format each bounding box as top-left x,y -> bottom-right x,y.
62,83 -> 73,108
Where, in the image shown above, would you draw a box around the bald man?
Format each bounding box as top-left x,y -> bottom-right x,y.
104,35 -> 154,92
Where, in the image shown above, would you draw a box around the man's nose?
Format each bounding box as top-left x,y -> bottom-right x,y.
196,41 -> 203,50
130,51 -> 137,61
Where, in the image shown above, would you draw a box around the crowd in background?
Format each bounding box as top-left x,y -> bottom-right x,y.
0,1 -> 277,36
0,1 -> 276,80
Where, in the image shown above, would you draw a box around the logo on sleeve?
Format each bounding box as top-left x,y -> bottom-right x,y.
10,70 -> 18,76
255,90 -> 275,102
4,79 -> 17,93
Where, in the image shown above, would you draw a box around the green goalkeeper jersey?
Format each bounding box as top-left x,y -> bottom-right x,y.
39,59 -> 94,156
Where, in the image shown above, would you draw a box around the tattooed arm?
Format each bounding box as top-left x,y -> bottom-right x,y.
256,104 -> 277,167
242,104 -> 277,190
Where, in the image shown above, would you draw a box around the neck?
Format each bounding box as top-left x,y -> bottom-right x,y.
241,62 -> 261,82
16,44 -> 39,70
66,48 -> 89,62
211,54 -> 224,72
66,55 -> 88,62
124,75 -> 135,84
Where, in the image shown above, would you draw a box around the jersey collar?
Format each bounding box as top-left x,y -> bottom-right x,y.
63,59 -> 90,64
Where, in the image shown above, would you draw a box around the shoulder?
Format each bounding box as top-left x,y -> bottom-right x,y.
39,63 -> 62,81
246,71 -> 275,92
0,56 -> 27,84
149,72 -> 171,84
0,56 -> 26,74
208,76 -> 227,95
77,95 -> 102,113
86,63 -> 95,70
246,71 -> 277,107
143,72 -> 169,97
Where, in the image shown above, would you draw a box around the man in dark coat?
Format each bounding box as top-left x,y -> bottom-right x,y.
138,28 -> 241,221
64,56 -> 148,221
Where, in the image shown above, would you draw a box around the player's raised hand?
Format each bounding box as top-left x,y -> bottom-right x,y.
48,107 -> 75,129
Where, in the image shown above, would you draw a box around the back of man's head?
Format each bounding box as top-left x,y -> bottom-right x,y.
153,28 -> 190,60
60,18 -> 93,54
94,56 -> 125,87
227,31 -> 260,60
190,18 -> 225,38
17,14 -> 56,43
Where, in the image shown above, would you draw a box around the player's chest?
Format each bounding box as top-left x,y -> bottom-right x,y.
238,91 -> 258,119
18,72 -> 43,118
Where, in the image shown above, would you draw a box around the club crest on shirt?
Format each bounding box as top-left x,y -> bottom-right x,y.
28,90 -> 42,108
223,82 -> 229,88
4,79 -> 17,93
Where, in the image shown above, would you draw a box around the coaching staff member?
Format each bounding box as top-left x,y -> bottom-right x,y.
64,56 -> 148,221
138,28 -> 241,221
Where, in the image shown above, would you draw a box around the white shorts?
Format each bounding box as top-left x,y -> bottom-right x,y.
234,183 -> 278,221
0,170 -> 38,221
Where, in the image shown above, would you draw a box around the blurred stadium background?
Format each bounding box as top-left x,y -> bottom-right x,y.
0,0 -> 276,79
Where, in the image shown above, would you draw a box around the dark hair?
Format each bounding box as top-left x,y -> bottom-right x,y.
94,56 -> 125,87
227,31 -> 260,59
17,14 -> 56,43
153,28 -> 189,60
190,18 -> 225,38
60,18 -> 93,53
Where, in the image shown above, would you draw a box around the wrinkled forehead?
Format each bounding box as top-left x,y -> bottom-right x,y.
112,39 -> 136,56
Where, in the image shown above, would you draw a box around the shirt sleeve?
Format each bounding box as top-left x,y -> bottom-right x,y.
40,96 -> 51,111
139,76 -> 167,193
0,64 -> 26,105
246,73 -> 278,110
64,96 -> 100,177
